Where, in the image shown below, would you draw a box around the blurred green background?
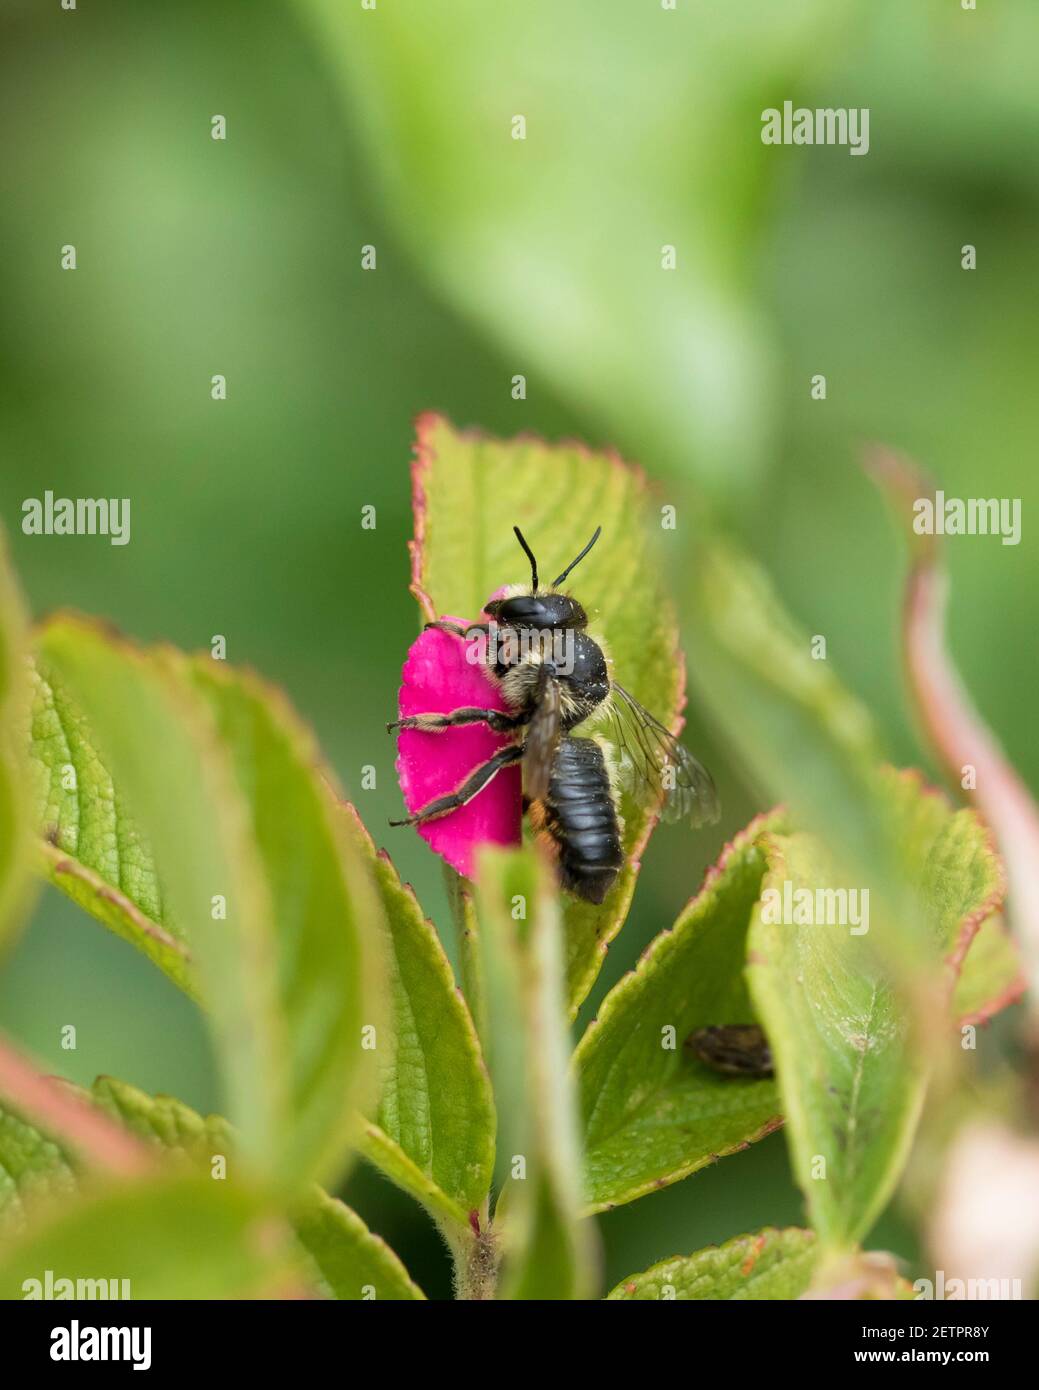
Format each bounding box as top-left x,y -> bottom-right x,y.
1,0 -> 1035,1297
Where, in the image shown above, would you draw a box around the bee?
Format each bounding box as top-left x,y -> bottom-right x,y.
685,1025 -> 774,1079
390,525 -> 719,903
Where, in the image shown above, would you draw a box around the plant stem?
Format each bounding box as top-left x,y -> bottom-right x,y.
449,1218 -> 500,1301
442,870 -> 500,1298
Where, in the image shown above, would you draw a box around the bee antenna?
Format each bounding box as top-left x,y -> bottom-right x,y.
552,526 -> 602,588
513,525 -> 539,592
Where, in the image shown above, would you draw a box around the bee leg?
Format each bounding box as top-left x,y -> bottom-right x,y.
388,707 -> 528,734
389,745 -> 523,827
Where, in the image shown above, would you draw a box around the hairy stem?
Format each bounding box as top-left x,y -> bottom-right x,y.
449,1217 -> 500,1301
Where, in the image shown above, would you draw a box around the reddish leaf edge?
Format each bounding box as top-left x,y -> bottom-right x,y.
865,446 -> 1037,1018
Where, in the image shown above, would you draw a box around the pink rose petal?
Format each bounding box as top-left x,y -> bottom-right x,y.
396,616 -> 522,877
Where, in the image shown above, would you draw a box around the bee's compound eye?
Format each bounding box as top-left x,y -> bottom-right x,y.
496,594 -> 586,629
497,595 -> 552,625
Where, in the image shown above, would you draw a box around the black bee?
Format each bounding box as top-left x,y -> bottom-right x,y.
685,1025 -> 774,1079
390,526 -> 719,903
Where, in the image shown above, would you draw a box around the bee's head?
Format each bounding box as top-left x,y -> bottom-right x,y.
484,591 -> 588,630
484,525 -> 600,630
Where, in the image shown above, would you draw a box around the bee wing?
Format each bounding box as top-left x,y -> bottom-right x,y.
608,682 -> 720,827
522,670 -> 562,803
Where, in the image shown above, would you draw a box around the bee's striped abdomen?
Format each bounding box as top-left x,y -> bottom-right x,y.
542,736 -> 623,905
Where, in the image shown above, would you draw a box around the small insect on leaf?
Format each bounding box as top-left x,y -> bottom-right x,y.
685,1025 -> 774,1079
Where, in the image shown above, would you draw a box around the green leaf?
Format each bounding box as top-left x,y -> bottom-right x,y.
867,446 -> 1039,1012
683,537 -> 1018,1095
31,620 -> 385,1188
34,616 -> 287,1172
953,913 -> 1024,1024
0,1103 -> 80,1233
686,531 -> 1021,1039
0,1077 -> 425,1301
685,539 -> 891,888
747,772 -> 1004,1249
0,528 -> 34,953
0,1078 -> 229,1240
475,847 -> 597,1300
444,867 -> 489,1050
681,539 -> 1018,1251
356,1121 -> 472,1233
409,414 -> 688,1015
184,659 -> 378,1187
29,655 -> 196,995
293,1188 -> 425,1301
879,769 -> 1004,952
0,1172 -> 293,1301
89,1075 -> 235,1166
575,812 -> 785,1214
607,1228 -> 818,1300
338,805 -> 495,1232
31,616 -> 491,1216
